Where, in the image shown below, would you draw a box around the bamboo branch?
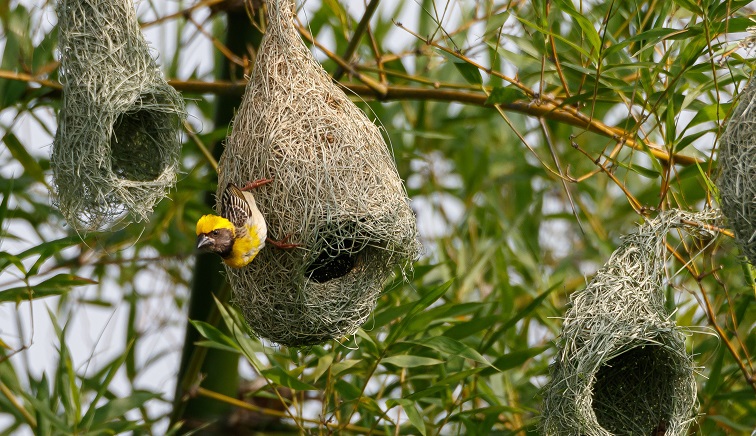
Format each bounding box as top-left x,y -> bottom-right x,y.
0,69 -> 701,166
332,0 -> 381,81
195,387 -> 385,434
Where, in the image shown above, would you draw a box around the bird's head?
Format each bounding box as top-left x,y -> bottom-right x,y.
196,215 -> 236,257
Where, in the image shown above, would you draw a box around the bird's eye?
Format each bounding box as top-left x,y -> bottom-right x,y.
212,230 -> 219,236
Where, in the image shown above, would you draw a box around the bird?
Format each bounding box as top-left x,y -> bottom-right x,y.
196,179 -> 296,268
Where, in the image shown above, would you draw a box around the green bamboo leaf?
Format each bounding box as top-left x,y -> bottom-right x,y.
612,160 -> 660,179
91,391 -> 161,423
407,336 -> 494,367
602,28 -> 685,58
381,355 -> 444,368
386,398 -> 426,436
675,128 -> 714,153
551,0 -> 601,58
261,366 -> 317,391
513,16 -> 590,59
334,379 -> 362,401
482,345 -> 550,375
0,181 -> 10,233
485,86 -> 527,105
0,274 -> 96,303
385,281 -> 452,345
3,236 -> 82,277
3,133 -> 46,185
212,295 -> 266,370
307,353 -> 334,383
670,0 -> 701,13
190,320 -> 240,353
444,315 -> 500,340
436,49 -> 482,85
480,283 -> 558,352
330,359 -> 361,377
79,342 -> 133,429
485,12 -> 510,34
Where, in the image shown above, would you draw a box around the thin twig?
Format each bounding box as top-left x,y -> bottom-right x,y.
183,120 -> 219,172
140,0 -> 225,29
0,381 -> 36,429
295,21 -> 388,96
332,0 -> 381,81
195,386 -> 385,434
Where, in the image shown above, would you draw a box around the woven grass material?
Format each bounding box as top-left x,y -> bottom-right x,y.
541,209 -> 717,436
216,0 -> 420,347
717,76 -> 756,265
52,0 -> 185,231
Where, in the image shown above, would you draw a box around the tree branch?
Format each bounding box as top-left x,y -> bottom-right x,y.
0,69 -> 701,166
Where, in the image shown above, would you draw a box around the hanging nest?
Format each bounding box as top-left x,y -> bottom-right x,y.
541,209 -> 718,435
216,0 -> 420,347
52,0 -> 186,231
717,76 -> 756,265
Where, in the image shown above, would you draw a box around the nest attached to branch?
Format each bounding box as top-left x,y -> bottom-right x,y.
52,0 -> 185,231
717,76 -> 756,265
216,0 -> 420,347
541,209 -> 718,435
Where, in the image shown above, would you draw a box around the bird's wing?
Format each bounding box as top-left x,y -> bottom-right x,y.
222,183 -> 254,228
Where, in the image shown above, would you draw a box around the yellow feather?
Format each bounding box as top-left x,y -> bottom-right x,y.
196,214 -> 235,236
225,224 -> 264,268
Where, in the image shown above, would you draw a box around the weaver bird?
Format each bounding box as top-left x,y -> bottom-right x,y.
196,179 -> 296,268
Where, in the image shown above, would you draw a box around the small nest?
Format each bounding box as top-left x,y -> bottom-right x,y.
52,0 -> 185,231
216,0 -> 420,347
717,76 -> 756,265
541,210 -> 717,435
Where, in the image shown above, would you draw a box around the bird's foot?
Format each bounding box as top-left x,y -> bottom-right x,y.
267,234 -> 299,249
240,178 -> 274,191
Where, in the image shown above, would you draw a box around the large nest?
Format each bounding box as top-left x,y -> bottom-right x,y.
52,0 -> 185,231
541,210 -> 717,435
717,76 -> 756,265
216,0 -> 420,347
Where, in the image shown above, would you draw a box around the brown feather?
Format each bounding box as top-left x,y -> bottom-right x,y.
222,183 -> 254,228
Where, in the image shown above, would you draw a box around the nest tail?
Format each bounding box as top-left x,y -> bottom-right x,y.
216,0 -> 419,347
717,77 -> 756,265
540,210 -> 717,435
52,0 -> 185,231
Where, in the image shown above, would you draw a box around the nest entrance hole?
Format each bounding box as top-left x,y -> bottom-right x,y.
592,343 -> 676,435
110,98 -> 178,182
305,237 -> 362,283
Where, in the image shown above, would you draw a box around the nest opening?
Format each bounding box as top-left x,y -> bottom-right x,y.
305,239 -> 361,283
592,341 -> 678,435
110,105 -> 178,182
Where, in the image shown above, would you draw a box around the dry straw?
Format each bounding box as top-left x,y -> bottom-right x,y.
541,209 -> 717,435
216,0 -> 420,347
717,76 -> 756,265
53,0 -> 185,231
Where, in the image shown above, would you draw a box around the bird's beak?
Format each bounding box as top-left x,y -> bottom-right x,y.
196,234 -> 213,250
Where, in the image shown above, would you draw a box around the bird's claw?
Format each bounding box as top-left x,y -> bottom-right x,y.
240,178 -> 274,191
267,234 -> 299,249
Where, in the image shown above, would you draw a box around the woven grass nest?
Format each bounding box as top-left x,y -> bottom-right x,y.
541,209 -> 717,435
717,76 -> 756,265
216,0 -> 420,347
52,0 -> 185,231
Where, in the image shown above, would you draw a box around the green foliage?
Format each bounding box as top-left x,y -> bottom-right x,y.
0,0 -> 755,434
